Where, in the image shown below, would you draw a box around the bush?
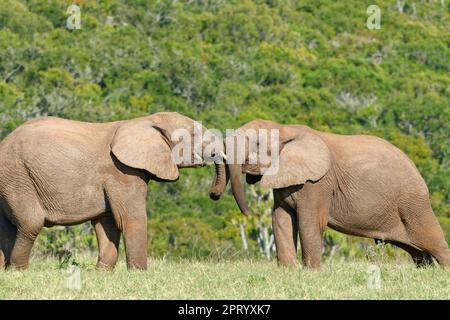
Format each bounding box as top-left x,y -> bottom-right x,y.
148,217 -> 231,259
1,0 -> 448,260
35,223 -> 95,265
438,217 -> 450,244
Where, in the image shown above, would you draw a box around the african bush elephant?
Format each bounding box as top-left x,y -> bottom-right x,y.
0,112 -> 226,270
212,119 -> 450,268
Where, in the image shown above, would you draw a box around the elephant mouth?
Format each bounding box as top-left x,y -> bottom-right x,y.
190,162 -> 207,168
194,151 -> 203,163
183,162 -> 207,168
179,151 -> 207,168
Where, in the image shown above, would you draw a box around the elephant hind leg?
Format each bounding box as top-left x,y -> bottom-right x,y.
429,248 -> 450,267
0,213 -> 17,269
388,240 -> 434,268
7,198 -> 45,270
92,215 -> 121,270
399,200 -> 450,267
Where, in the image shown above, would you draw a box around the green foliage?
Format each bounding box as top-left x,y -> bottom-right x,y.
35,224 -> 96,259
1,0 -> 449,259
148,217 -> 231,259
438,217 -> 450,244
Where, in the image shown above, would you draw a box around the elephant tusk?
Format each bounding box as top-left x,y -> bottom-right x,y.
220,151 -> 227,161
194,152 -> 203,162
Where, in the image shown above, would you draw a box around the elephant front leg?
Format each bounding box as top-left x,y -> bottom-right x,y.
272,206 -> 298,267
297,211 -> 324,269
109,202 -> 148,270
105,181 -> 149,271
92,216 -> 121,270
296,184 -> 331,269
122,214 -> 148,270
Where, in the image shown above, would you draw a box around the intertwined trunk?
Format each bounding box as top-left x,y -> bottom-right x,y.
227,164 -> 250,215
209,161 -> 227,200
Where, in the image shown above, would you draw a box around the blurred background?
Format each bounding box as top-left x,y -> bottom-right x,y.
0,0 -> 448,263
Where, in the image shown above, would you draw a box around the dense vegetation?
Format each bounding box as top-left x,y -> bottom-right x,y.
0,0 -> 449,261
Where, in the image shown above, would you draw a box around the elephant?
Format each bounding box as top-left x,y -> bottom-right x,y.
0,112 -> 227,270
211,119 -> 450,268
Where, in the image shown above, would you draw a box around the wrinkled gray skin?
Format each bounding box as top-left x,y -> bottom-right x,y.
0,112 -> 226,270
213,120 -> 450,268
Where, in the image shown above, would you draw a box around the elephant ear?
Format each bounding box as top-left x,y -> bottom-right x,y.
260,133 -> 331,189
111,120 -> 179,181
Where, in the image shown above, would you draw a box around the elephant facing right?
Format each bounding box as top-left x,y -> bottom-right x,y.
211,120 -> 450,268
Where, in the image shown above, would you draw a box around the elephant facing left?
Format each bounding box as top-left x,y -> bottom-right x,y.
0,112 -> 227,270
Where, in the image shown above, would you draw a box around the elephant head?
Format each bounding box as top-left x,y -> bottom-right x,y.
110,111 -> 227,198
211,120 -> 331,215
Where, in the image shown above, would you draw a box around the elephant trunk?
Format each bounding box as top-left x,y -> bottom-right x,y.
228,163 -> 250,215
209,161 -> 227,200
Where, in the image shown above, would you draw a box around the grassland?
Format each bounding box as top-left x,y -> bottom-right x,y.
1,254 -> 449,300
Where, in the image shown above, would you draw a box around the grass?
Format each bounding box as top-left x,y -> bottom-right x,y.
1,254 -> 450,300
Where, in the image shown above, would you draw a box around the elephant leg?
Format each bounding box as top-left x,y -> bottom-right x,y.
297,210 -> 324,269
387,241 -> 434,268
10,216 -> 43,270
418,224 -> 450,268
416,234 -> 450,268
10,231 -> 40,270
272,205 -> 298,267
8,199 -> 45,270
104,174 -> 149,270
122,214 -> 147,270
429,248 -> 450,267
0,213 -> 17,269
296,183 -> 331,269
399,201 -> 450,267
92,216 -> 121,270
106,190 -> 148,270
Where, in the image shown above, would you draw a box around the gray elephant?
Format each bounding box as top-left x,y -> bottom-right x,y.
0,112 -> 226,270
212,119 -> 450,268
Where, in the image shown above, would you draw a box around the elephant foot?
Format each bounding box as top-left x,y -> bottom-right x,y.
301,259 -> 321,269
96,261 -> 117,271
126,262 -> 147,271
9,262 -> 29,270
432,249 -> 450,268
277,256 -> 297,268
